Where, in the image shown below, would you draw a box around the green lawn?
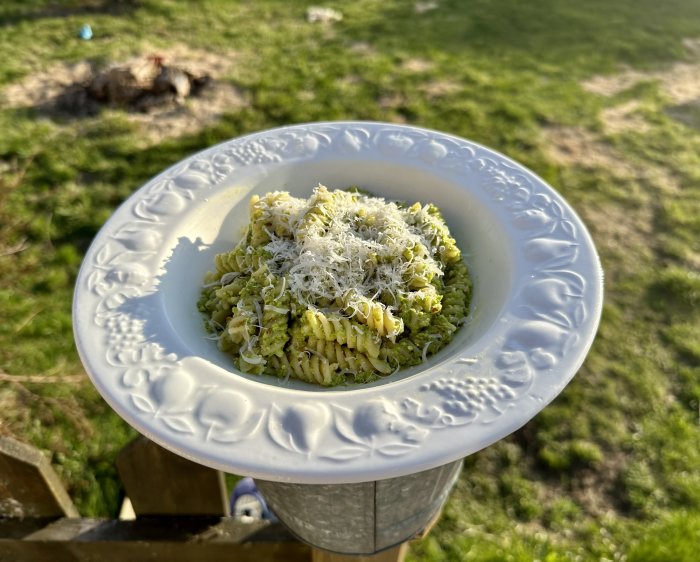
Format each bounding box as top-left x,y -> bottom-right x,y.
1,0 -> 699,559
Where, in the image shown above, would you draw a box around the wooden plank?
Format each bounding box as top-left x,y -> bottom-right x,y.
0,517 -> 57,540
0,437 -> 78,518
22,517 -> 104,541
0,519 -> 310,562
1,517 -> 295,543
116,436 -> 228,516
0,540 -> 311,562
311,543 -> 408,562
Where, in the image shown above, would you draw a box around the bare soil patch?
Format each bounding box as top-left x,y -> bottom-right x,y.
546,125 -> 700,271
600,100 -> 651,134
402,58 -> 434,73
349,42 -> 375,56
1,45 -> 247,145
582,38 -> 700,133
544,126 -> 635,175
544,126 -> 678,193
570,453 -> 630,518
420,79 -> 462,99
542,126 -> 678,274
582,60 -> 700,106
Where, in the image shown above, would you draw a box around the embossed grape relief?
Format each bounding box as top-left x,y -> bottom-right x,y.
402,376 -> 518,429
88,166 -> 197,437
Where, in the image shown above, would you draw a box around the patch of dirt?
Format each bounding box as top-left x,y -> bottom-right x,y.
581,68 -> 652,98
542,126 -> 680,274
545,123 -> 700,272
570,452 -> 629,518
544,126 -> 635,174
2,61 -> 93,108
543,126 -> 678,193
682,37 -> 700,56
600,100 -> 651,134
349,42 -> 375,56
1,45 -> 247,145
415,1 -> 439,14
0,388 -> 20,438
378,92 -> 406,110
582,38 -> 700,133
127,78 -> 246,145
402,58 -> 434,73
420,79 -> 462,99
582,60 -> 700,106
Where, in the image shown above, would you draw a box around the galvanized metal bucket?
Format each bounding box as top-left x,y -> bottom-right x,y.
255,459 -> 462,555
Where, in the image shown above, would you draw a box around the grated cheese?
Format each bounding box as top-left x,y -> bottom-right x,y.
263,185 -> 443,313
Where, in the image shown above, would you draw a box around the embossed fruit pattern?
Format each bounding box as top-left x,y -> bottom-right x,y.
84,124 -> 593,462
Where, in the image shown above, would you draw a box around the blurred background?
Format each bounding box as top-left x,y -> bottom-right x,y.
1,1 -> 699,560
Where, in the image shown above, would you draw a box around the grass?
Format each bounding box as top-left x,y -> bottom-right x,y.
1,0 -> 700,559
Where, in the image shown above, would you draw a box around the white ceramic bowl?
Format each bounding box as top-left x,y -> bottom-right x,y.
73,122 -> 603,483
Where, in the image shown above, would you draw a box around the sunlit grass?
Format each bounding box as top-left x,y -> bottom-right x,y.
1,0 -> 699,557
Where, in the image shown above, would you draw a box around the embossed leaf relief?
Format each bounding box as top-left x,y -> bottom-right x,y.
198,390 -> 265,443
88,156 -> 195,439
82,123 -> 594,461
128,369 -> 197,435
319,400 -> 428,461
462,148 -> 589,399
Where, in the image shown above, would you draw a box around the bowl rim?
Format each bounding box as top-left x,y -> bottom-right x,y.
73,121 -> 603,483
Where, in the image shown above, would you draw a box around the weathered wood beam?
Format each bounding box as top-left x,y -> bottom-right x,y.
0,437 -> 78,519
0,518 -> 310,562
116,436 -> 229,516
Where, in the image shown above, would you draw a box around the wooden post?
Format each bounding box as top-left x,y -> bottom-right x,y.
116,436 -> 229,516
0,437 -> 78,519
0,435 -> 444,561
0,436 -> 309,560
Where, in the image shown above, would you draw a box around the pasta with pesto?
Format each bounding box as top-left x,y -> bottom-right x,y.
198,185 -> 472,386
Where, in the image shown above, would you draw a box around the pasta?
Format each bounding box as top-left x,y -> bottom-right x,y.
198,185 -> 472,386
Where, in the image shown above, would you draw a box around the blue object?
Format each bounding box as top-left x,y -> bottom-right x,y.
230,477 -> 275,521
78,24 -> 93,40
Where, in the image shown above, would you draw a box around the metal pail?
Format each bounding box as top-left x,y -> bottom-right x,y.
255,459 -> 462,555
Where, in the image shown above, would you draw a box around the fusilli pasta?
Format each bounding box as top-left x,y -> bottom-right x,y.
198,185 -> 472,386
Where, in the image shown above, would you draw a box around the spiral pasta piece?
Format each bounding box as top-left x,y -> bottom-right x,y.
304,336 -> 392,375
296,185 -> 336,239
345,293 -> 404,338
259,279 -> 291,357
300,310 -> 381,358
276,348 -> 336,386
214,246 -> 248,276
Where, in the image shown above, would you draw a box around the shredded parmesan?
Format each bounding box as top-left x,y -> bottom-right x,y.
240,351 -> 266,365
263,185 -> 443,312
265,305 -> 289,314
422,340 -> 433,363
